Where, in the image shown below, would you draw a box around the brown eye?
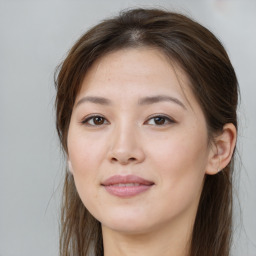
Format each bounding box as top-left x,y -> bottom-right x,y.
82,115 -> 108,126
93,116 -> 104,125
146,115 -> 175,126
154,117 -> 165,125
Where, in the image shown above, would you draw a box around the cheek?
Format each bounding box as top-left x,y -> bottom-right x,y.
68,130 -> 106,174
67,132 -> 103,212
67,130 -> 103,199
148,130 -> 207,171
146,130 -> 208,201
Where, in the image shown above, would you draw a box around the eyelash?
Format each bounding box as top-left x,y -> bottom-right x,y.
81,114 -> 175,127
144,115 -> 175,126
81,115 -> 109,126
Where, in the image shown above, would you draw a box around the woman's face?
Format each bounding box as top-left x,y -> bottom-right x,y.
67,47 -> 213,235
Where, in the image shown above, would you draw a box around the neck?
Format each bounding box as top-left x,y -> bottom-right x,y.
102,218 -> 193,256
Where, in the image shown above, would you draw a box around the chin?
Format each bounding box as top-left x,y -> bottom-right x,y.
103,221 -> 153,235
99,210 -> 154,235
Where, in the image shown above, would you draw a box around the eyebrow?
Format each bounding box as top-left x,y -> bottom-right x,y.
138,95 -> 186,109
75,95 -> 186,110
75,96 -> 112,107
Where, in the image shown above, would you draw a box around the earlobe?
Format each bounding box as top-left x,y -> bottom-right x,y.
68,160 -> 73,174
206,123 -> 237,175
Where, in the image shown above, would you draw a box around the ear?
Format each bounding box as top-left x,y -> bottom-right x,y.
67,159 -> 73,174
206,123 -> 237,175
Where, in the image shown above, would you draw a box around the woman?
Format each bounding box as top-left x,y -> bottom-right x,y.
55,8 -> 238,256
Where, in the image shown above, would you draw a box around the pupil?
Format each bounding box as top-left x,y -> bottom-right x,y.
94,117 -> 104,125
155,117 -> 165,125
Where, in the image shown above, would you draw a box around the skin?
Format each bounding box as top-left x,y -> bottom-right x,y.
67,47 -> 236,256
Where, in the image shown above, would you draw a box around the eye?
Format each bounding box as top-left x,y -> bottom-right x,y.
145,115 -> 175,126
81,115 -> 109,126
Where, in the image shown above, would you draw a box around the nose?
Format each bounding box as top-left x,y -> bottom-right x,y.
108,123 -> 145,165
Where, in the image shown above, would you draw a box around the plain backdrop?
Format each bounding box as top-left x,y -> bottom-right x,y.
0,0 -> 255,255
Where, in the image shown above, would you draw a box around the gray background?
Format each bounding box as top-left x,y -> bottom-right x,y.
0,0 -> 255,255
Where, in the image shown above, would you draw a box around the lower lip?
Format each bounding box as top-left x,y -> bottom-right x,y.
103,185 -> 152,198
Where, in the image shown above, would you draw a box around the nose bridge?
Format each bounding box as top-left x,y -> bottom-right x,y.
109,117 -> 144,164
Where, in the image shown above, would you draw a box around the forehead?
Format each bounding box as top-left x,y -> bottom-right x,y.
77,47 -> 197,110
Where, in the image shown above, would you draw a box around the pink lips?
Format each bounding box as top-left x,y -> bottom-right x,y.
101,175 -> 154,198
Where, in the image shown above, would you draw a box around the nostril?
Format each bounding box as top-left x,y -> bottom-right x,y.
109,148 -> 145,164
111,157 -> 118,162
110,156 -> 137,164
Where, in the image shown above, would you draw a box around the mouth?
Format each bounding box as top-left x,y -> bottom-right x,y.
101,175 -> 154,198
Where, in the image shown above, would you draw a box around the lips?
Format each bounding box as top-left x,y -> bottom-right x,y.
101,175 -> 154,198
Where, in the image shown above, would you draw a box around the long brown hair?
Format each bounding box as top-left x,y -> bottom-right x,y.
55,8 -> 238,256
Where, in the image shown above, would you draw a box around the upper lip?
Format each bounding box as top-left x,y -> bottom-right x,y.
101,175 -> 154,186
